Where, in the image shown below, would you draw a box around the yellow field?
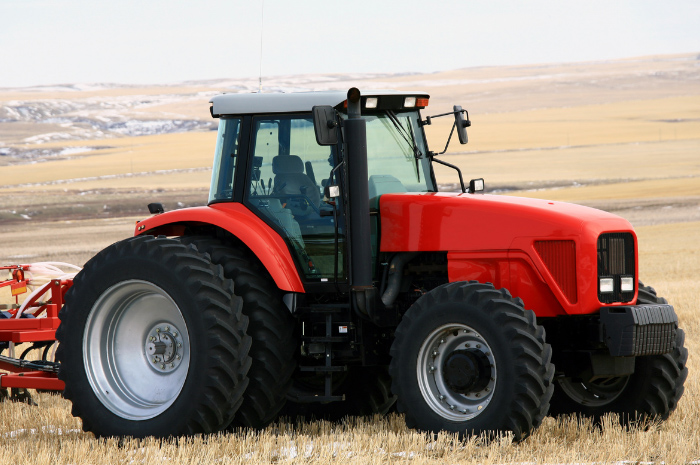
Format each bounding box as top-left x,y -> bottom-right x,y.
0,53 -> 699,463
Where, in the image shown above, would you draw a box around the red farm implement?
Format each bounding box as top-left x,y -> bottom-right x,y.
0,263 -> 78,395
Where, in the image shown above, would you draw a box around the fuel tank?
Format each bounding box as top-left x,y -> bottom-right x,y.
379,192 -> 637,316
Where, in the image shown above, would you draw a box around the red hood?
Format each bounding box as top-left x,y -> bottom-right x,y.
379,192 -> 633,252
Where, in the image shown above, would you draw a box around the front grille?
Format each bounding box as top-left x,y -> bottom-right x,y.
597,233 -> 635,303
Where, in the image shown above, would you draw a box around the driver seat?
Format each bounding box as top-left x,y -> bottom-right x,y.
272,155 -> 320,217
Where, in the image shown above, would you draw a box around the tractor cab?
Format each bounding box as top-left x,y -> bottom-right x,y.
207,90 -> 470,290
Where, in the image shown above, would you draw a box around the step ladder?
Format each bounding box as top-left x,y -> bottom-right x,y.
296,305 -> 349,402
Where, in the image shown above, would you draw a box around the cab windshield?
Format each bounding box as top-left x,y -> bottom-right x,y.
344,110 -> 435,197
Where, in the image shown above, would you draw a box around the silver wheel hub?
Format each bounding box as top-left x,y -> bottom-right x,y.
417,323 -> 497,421
83,280 -> 191,421
145,324 -> 184,372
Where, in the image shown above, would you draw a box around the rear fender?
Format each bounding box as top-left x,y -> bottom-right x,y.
134,204 -> 304,293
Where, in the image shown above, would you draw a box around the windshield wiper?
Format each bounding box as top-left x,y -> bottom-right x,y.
386,110 -> 423,182
386,110 -> 422,160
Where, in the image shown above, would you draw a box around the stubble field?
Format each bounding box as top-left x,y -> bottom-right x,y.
0,53 -> 699,463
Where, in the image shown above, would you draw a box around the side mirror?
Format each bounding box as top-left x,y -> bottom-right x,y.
312,105 -> 339,146
454,105 -> 470,145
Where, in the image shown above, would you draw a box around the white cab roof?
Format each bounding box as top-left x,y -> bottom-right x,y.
209,90 -> 429,116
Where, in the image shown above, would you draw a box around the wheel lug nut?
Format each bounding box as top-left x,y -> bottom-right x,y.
440,339 -> 445,344
476,344 -> 481,349
176,355 -> 181,360
485,387 -> 490,392
429,366 -> 436,372
156,328 -> 160,333
439,395 -> 445,401
165,326 -> 170,331
449,404 -> 455,410
173,332 -> 178,337
465,343 -> 470,348
475,393 -> 480,397
160,364 -> 165,369
152,358 -> 157,363
432,350 -> 439,357
169,363 -> 174,368
177,343 -> 182,348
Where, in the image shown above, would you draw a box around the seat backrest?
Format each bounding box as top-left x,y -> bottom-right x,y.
272,155 -> 320,217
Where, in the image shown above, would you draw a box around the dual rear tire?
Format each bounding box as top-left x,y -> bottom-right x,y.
57,236 -> 252,437
58,234 -> 298,437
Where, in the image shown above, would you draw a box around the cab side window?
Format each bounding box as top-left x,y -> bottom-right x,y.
246,115 -> 344,280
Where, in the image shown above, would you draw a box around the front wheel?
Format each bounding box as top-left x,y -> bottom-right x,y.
390,281 -> 554,440
549,282 -> 688,424
56,236 -> 252,438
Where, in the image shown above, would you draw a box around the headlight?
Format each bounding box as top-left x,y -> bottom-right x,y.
599,277 -> 614,293
621,276 -> 634,292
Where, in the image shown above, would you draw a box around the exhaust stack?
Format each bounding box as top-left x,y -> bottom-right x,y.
345,88 -> 376,317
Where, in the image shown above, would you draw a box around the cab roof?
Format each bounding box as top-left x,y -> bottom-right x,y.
209,90 -> 430,116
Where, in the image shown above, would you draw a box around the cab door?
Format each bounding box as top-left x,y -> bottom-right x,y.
243,114 -> 347,285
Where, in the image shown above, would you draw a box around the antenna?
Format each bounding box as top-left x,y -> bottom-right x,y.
258,0 -> 264,93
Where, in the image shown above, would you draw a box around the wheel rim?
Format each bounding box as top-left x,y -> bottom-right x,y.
83,280 -> 191,420
558,376 -> 630,407
417,323 -> 497,421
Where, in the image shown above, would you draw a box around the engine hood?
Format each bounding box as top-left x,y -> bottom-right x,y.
379,192 -> 633,252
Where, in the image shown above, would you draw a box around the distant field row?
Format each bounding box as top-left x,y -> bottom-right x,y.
2,97 -> 698,193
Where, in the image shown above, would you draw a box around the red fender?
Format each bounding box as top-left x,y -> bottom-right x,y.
134,203 -> 304,293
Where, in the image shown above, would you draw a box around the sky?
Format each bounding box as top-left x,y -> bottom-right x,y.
0,0 -> 699,88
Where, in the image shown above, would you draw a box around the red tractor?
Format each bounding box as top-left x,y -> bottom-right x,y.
56,88 -> 687,439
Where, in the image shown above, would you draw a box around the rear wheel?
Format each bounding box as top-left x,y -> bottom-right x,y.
390,281 -> 554,440
56,236 -> 252,438
180,236 -> 297,429
549,282 -> 688,424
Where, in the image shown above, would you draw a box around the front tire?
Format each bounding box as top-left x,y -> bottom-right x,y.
56,236 -> 252,438
390,282 -> 554,440
549,282 -> 688,424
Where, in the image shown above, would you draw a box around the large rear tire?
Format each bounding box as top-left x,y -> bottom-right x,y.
56,236 -> 252,438
180,236 -> 297,429
390,281 -> 554,440
548,282 -> 688,424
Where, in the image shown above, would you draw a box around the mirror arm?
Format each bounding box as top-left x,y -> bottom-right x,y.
436,121 -> 457,155
421,108 -> 469,125
430,152 -> 466,193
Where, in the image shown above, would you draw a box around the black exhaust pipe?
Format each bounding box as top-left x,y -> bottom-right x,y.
345,88 -> 376,316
